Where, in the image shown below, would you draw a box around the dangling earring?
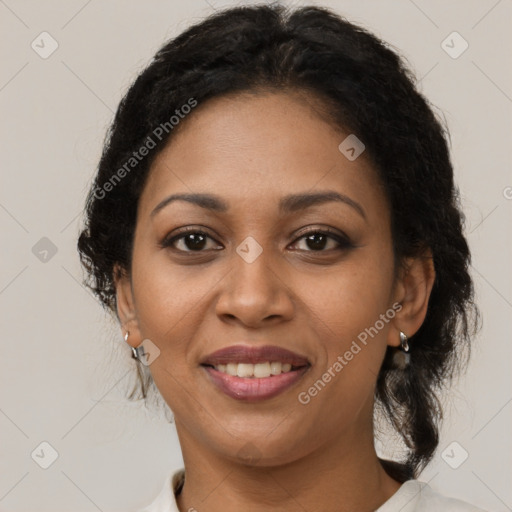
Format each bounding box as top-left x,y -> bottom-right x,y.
124,330 -> 145,361
392,331 -> 410,369
399,331 -> 409,352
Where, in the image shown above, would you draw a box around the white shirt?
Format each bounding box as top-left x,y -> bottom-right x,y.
139,468 -> 488,512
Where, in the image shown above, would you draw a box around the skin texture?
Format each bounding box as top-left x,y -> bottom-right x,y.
115,90 -> 435,512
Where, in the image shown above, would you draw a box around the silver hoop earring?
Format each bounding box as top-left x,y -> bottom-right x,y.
392,331 -> 411,370
131,344 -> 146,360
124,331 -> 144,361
399,331 -> 409,352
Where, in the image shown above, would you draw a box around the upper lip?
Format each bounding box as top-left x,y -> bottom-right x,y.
200,344 -> 311,367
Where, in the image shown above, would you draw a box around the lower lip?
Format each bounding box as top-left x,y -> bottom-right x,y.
202,366 -> 310,402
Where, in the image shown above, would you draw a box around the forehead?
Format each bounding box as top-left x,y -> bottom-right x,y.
138,90 -> 387,220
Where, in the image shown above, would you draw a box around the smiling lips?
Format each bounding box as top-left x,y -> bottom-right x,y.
200,344 -> 311,401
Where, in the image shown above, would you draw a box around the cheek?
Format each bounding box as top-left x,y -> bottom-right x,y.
306,251 -> 394,340
336,274 -> 392,341
294,269 -> 394,433
129,244 -> 217,359
303,246 -> 395,386
129,254 -> 214,411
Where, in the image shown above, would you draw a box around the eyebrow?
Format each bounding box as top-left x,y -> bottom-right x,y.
150,190 -> 366,220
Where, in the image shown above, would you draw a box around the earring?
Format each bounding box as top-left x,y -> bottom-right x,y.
399,331 -> 409,352
392,331 -> 411,369
125,331 -> 146,361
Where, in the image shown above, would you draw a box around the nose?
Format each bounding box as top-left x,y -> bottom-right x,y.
215,248 -> 295,328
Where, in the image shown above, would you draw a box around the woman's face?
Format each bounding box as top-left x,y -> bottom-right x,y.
117,90 -> 406,465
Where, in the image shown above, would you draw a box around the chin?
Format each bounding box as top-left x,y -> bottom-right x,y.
213,435 -> 311,468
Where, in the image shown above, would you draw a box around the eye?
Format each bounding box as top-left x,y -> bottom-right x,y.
290,228 -> 352,252
160,227 -> 353,254
160,228 -> 222,252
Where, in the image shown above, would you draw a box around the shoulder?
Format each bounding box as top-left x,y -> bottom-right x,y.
377,480 -> 489,512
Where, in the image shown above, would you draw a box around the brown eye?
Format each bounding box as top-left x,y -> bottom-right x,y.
290,229 -> 353,252
161,230 -> 222,252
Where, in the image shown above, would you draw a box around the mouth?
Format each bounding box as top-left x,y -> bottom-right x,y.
200,344 -> 311,402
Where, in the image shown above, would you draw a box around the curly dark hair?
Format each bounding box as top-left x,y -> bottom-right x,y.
77,3 -> 478,481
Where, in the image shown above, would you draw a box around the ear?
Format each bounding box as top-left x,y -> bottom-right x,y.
386,249 -> 436,348
113,263 -> 142,349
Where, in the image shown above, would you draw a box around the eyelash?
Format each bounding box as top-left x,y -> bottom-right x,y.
159,226 -> 353,254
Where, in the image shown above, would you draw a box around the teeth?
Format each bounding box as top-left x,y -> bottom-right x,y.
214,361 -> 293,378
270,361 -> 283,375
237,363 -> 254,378
254,362 -> 271,378
226,363 -> 237,376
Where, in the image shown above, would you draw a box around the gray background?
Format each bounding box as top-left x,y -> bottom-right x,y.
1,0 -> 511,510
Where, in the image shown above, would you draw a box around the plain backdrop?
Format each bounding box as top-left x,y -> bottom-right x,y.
1,1 -> 511,511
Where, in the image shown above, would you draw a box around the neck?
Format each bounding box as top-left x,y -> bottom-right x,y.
174,420 -> 402,512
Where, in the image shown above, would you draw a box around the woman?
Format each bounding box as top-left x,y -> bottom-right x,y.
77,4 -> 484,511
